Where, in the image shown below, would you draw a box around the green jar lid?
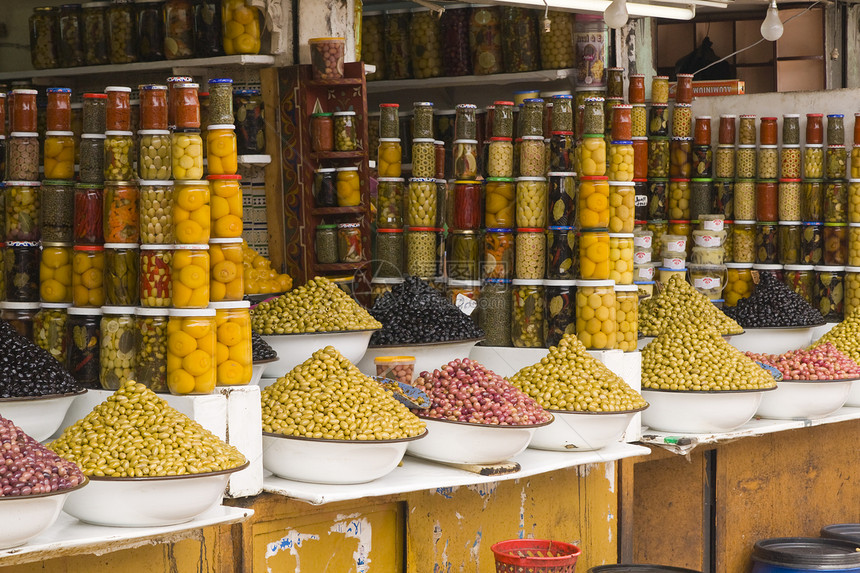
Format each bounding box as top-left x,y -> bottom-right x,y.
312,112 -> 333,117
317,224 -> 337,229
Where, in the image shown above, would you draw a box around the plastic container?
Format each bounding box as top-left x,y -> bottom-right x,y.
751,537 -> 860,573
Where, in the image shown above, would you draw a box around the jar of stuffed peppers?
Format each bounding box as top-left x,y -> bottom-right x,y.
140,244 -> 173,307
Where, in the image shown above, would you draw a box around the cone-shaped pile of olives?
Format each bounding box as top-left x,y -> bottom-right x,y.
509,334 -> 647,412
642,320 -> 776,391
369,276 -> 484,345
0,319 -> 80,398
639,275 -> 743,337
724,271 -> 824,328
251,277 -> 381,334
813,307 -> 860,363
261,346 -> 425,440
252,332 -> 277,361
50,381 -> 246,477
0,415 -> 85,496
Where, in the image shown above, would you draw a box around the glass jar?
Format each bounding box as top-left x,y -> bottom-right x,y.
755,222 -> 779,264
221,0 -> 261,55
631,105 -> 647,139
804,145 -> 824,179
452,139 -> 478,179
801,222 -> 823,265
854,147 -> 860,179
369,277 -> 401,306
609,233 -> 634,284
781,146 -> 801,179
171,130 -> 204,180
575,280 -> 615,350
451,180 -> 482,230
30,7 -> 60,69
486,138 -> 514,178
39,182 -> 73,245
413,138 -> 435,178
337,223 -> 363,263
647,179 -> 668,221
547,173 -> 575,227
755,181 -> 778,222
233,89 -> 265,154
546,226 -> 577,280
483,178 -> 515,235
608,182 -> 635,233
776,179 -> 801,222
756,146 -> 777,180
580,136 -> 606,176
79,134 -> 106,183
4,242 -> 38,302
541,279 -> 574,348
827,145 -> 848,180
45,87 -> 71,133
376,177 -> 404,228
736,115 -> 756,145
107,0 -> 137,63
578,177 -> 610,230
137,130 -> 171,180
801,180 -> 824,221
206,124 -> 238,175
549,132 -> 575,173
778,222 -> 801,265
514,177 -> 547,228
406,227 -> 438,278
689,179 -> 712,222
724,263 -> 753,307
782,264 -> 815,305
103,181 -> 139,244
73,184 -> 103,245
456,102 -> 479,140
313,168 -> 337,208
40,131 -> 74,180
163,0 -> 194,59
826,114 -> 845,146
133,307 -> 169,392
72,245 -> 105,307
447,230 -> 480,281
82,93 -> 107,134
103,243 -> 139,306
477,280 -> 512,347
407,178 -> 437,227
410,9 -> 443,79
823,223 -> 848,266
171,244 -> 209,308
82,1 -> 109,65
166,308 -> 216,395
468,6 -> 502,75
33,303 -> 70,363
140,244 -> 172,307
172,180 -> 210,245
648,139 -> 670,179
209,301 -> 252,386
511,280 -> 544,348
7,133 -> 39,181
644,106 -> 669,140
823,181 -> 847,224
815,265 -> 845,322
667,179 -> 690,221
851,180 -> 860,223
377,139 -> 402,178
732,180 -> 755,221
54,4 -> 83,67
500,7 -> 539,73
209,238 -> 244,302
332,111 -> 358,152
517,137 -> 543,177
99,307 -> 136,390
136,0 -> 165,61
610,284 -> 637,352
845,267 -> 860,318
714,146 -> 735,179
732,145 -> 756,180
193,0 -> 222,57
733,221 -> 755,264
691,145 -> 712,179
171,82 -> 200,130
103,131 -> 134,181
579,231 -> 610,280
671,104 -> 692,139
516,228 -> 545,280
40,243 -> 72,303
668,138 -> 692,179
608,141 -> 634,182
374,229 -> 404,279
437,7 -> 470,77
66,306 -> 102,389
5,182 -> 40,242
708,181 -> 731,221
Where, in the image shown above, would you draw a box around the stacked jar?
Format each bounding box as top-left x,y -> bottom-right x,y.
849,117 -> 860,310
667,93 -> 694,265
779,114 -> 803,275
689,216 -> 728,302
646,74 -> 670,270
628,75 -> 648,231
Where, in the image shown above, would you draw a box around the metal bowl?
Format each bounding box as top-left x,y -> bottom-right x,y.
756,379 -> 854,420
641,388 -> 773,433
62,462 -> 248,527
262,431 -> 426,484
727,325 -> 823,355
529,407 -> 647,452
260,329 -> 377,377
0,390 -> 87,442
358,338 -> 484,379
406,416 -> 553,465
0,479 -> 87,549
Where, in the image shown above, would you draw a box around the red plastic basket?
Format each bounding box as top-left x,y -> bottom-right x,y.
491,539 -> 582,573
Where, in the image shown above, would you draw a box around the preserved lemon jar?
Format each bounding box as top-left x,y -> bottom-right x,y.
850,179 -> 860,223
608,141 -> 634,181
172,129 -> 204,180
377,139 -> 402,178
410,8 -> 443,79
516,177 -> 547,228
511,279 -> 544,348
668,179 -> 691,220
206,124 -> 238,175
104,243 -> 139,306
336,166 -> 361,207
72,245 -> 105,307
221,0 -> 261,55
578,177 -> 610,230
100,307 -> 136,390
167,307 -> 216,395
724,263 -> 754,306
43,131 -> 75,180
209,238 -> 244,302
579,231 -> 610,280
210,300 -> 252,386
208,174 -> 243,238
140,244 -> 173,307
134,307 -> 169,391
174,180 -> 211,244
609,233 -> 634,284
669,138 -> 692,179
845,266 -> 860,317
483,178 -> 514,228
172,244 -> 209,308
580,136 -> 607,176
614,284 -> 638,351
516,228 -> 546,280
576,279 -> 616,350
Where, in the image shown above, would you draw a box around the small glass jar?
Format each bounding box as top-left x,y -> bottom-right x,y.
515,177 -> 547,228
735,145 -> 757,180
485,138 -> 513,179
480,178 -> 513,229
5,182 -> 41,242
166,308 -> 216,395
669,138 -> 692,179
137,181 -> 174,245
608,182 -> 635,233
737,115 -> 756,145
607,141 -> 634,182
515,228 -> 545,280
82,2 -> 109,65
378,138 -> 402,178
778,180 -> 801,221
580,136 -> 606,177
221,0 -> 261,55
715,146 -> 735,179
517,137 -> 544,177
778,222 -> 802,265
412,138 -> 435,178
645,138 -> 670,181
648,180 -> 669,221
801,180 -> 824,221
733,180 -> 756,221
206,124 -> 238,176
30,7 -> 60,70
612,284 -> 638,352
452,139 -> 478,179
853,147 -> 860,179
82,93 -> 107,134
823,223 -> 848,266
209,300 -> 252,386
801,222 -> 824,265
407,177 -> 437,227
406,227 -> 438,278
667,179 -> 691,221
545,173 -> 575,227
510,280 -> 544,348
0,301 -> 39,339
104,243 -> 139,306
163,0 -> 194,59
582,98 -> 605,136
314,225 -> 337,265
41,131 -> 75,180
99,307 -> 136,390
755,222 -> 779,264
369,277 -> 401,306
690,145 -> 712,179
332,111 -> 358,152
39,243 -> 73,304
477,280 -> 511,347
103,181 -> 139,243
66,306 -> 102,389
540,279 -> 574,348
312,168 -> 338,209
209,238 -> 244,302
171,244 -> 209,308
103,131 -> 134,181
827,145 -> 848,180
233,88 -> 265,154
782,264 -> 815,305
609,233 -> 634,285
171,130 -> 204,180
374,229 -> 404,279
33,302 -> 70,363
376,177 -> 404,228
575,279 -> 616,350
827,114 -> 845,146
579,231 -> 610,280
578,177 -> 610,230
689,180 -> 712,222
823,181 -> 847,224
136,0 -> 165,61
546,226 -> 577,280
671,104 -> 692,139
107,1 -> 137,63
72,245 -> 105,307
733,221 -> 756,264
755,180 -> 778,222
850,180 -> 860,223
451,180 -> 482,230
631,138 -> 648,180
73,184 -> 103,245
194,0 -> 222,57
337,222 -> 363,263
482,228 -> 515,280
447,230 -> 480,281
757,146 -> 778,180
140,244 -> 173,307
724,263 -> 754,307
781,146 -> 801,179
7,133 -> 39,181
713,180 -> 734,220
815,265 -> 845,322
168,179 -> 211,245
804,145 -> 824,179
851,226 -> 860,267
845,267 -> 860,318
134,307 -> 169,392
647,105 -> 669,138
310,113 -> 333,153
78,134 -> 105,183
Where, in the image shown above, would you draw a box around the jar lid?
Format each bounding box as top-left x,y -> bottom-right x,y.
827,113 -> 844,118
454,179 -> 481,185
846,267 -> 860,272
483,278 -> 512,285
493,100 -> 515,106
40,302 -> 72,309
81,133 -> 107,139
608,181 -> 634,187
175,83 -> 199,89
543,279 -> 576,287
376,228 -> 404,233
448,279 -> 480,287
547,172 -> 576,178
378,103 -> 399,108
9,132 -> 38,138
579,175 -> 609,182
141,84 -> 168,91
486,177 -> 515,183
824,222 -> 847,227
753,264 -> 783,270
169,308 -> 216,317
370,277 -> 404,284
208,300 -> 251,309
11,88 -> 37,95
408,227 -> 437,232
551,131 -> 574,136
41,241 -> 73,248
779,178 -> 802,183
311,112 -> 333,118
104,180 -> 138,186
333,111 -> 356,116
68,306 -> 103,315
207,124 -> 236,131
725,262 -> 754,269
409,177 -> 435,183
45,131 -> 74,137
83,93 -> 108,99
516,228 -> 546,233
576,279 -> 615,287
516,176 -> 546,182
316,168 -> 337,173
778,221 -> 802,226
813,265 -> 847,271
850,223 -> 860,228
486,228 -> 514,233
135,307 -> 170,316
139,180 -> 174,186
0,302 -> 40,310
806,143 -> 824,148
609,233 -> 635,239
512,279 -> 544,286
104,242 -> 139,249
449,229 -> 477,234
802,222 -> 823,226
209,237 -> 244,244
759,144 -> 777,149
378,138 -> 401,143
610,140 -> 633,145
138,129 -> 171,136
317,225 -> 336,231
338,222 -> 360,229
489,137 -> 512,142
337,166 -> 359,172
104,86 -> 131,93
413,138 -> 435,144
5,181 -> 40,187
374,356 -> 416,364
207,174 -> 242,181
828,144 -> 846,149
101,305 -> 135,315
140,244 -> 174,250
73,245 -> 105,251
783,264 -> 815,270
167,76 -> 193,83
614,284 -> 639,292
452,139 -> 478,145
175,243 -> 209,249
105,130 -> 133,136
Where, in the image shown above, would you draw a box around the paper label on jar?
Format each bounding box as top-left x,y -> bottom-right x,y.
663,257 -> 685,270
633,250 -> 652,265
635,195 -> 648,207
694,277 -> 721,290
694,234 -> 722,247
636,265 -> 655,280
702,219 -> 725,232
665,240 -> 686,253
634,235 -> 652,249
455,294 -> 478,316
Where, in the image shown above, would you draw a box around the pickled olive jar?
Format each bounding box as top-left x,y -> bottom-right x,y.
715,146 -> 735,179
608,233 -> 634,285
579,231 -> 610,280
515,228 -> 546,280
11,90 -> 37,134
578,177 -> 610,230
713,179 -> 734,219
608,141 -> 634,182
781,264 -> 815,305
755,181 -> 778,222
139,244 -> 172,307
724,263 -> 754,306
337,223 -> 363,263
447,230 -> 480,280
132,307 -> 169,391
71,245 -> 105,307
757,146 -> 778,180
34,302 -> 70,362
823,181 -> 848,224
736,145 -> 757,180
508,279 -> 544,348
827,145 -> 848,180
407,178 -> 437,227
204,175 -> 243,238
102,131 -> 134,181
755,222 -> 779,264
738,115 -> 756,145
374,229 -> 404,279
671,104 -> 692,139
850,180 -> 860,223
98,307 -> 136,390
39,243 -> 73,303
734,180 -> 756,221
691,145 -> 713,179
667,179 -> 691,220
486,138 -> 514,178
408,10 -> 443,79
171,130 -> 204,180
546,226 -> 577,280
451,180 -> 482,230
173,180 -> 211,244
208,238 -> 244,302
775,179 -> 801,222
30,7 -> 60,69
40,182 -> 73,244
630,105 -> 647,139
314,225 -> 337,265
733,221 -> 756,264
779,113 -> 800,145
631,138 -> 648,180
405,227 -> 438,278
648,179 -> 669,220
543,279 -> 575,348
81,2 -> 109,65
804,145 -> 824,179
778,222 -> 802,265
7,133 -> 39,181
377,138 -> 402,178
65,306 -> 102,388
165,307 -> 217,395
410,138 -> 434,179
5,182 -> 40,242
801,222 -> 824,265
582,98 -> 605,136
845,267 -> 860,317
690,180 -> 713,222
815,265 -> 845,321
669,138 -> 692,179
131,131 -> 169,181
823,223 -> 848,266
853,147 -> 860,179
648,138 -> 670,179
79,134 -> 105,183
609,182 -> 635,233
375,177 -> 404,228
330,111 -> 358,152
801,180 -> 824,221
575,279 -> 616,350
163,0 -> 194,60
221,0 -> 261,55
781,146 -> 801,179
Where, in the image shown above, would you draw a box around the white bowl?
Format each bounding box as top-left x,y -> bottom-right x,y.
0,480 -> 87,549
251,358 -> 278,385
0,391 -> 86,442
528,407 -> 647,452
62,463 -> 247,527
357,338 -> 483,379
641,388 -> 771,433
756,379 -> 853,420
406,417 -> 552,465
260,330 -> 376,377
846,380 -> 860,408
262,431 -> 427,484
727,326 -> 821,355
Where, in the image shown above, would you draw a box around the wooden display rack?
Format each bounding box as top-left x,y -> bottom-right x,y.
274,62 -> 372,304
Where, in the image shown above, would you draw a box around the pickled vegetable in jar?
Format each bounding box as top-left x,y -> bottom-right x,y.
486,138 -> 513,178
826,113 -> 845,146
850,179 -> 860,223
827,145 -> 848,180
410,9 -> 443,79
500,7 -> 539,73
314,225 -> 337,264
209,301 -> 252,386
780,264 -> 815,305
30,7 -> 60,70
209,238 -> 244,301
8,133 -> 39,181
853,147 -> 860,179
576,279 -> 616,350
608,141 -> 634,182
221,0 -> 261,55
669,138 -> 693,179
737,115 -> 756,145
33,302 -> 69,363
690,145 -> 712,179
447,230 -> 480,280
671,104 -> 692,138
823,181 -> 847,224
103,243 -> 139,306
781,146 -> 801,179
193,0 -> 223,58
733,145 -> 756,180
608,182 -> 635,233
166,308 -> 216,395
376,177 -> 404,228
801,222 -> 823,265
757,146 -> 778,179
755,222 -> 779,264
102,181 -> 139,243
375,229 -> 404,279
311,113 -> 333,152
844,267 -> 860,317
801,180 -> 823,221
546,173 -> 575,227
137,130 -> 171,180
546,226 -> 576,280
648,138 -> 670,178
136,0 -> 165,61
724,263 -> 753,306
333,111 -> 357,152
233,88 -> 265,154
81,2 -> 109,65
99,307 -> 136,390
511,280 -> 544,348
733,180 -> 755,221
649,106 -> 670,139
815,265 -> 845,322
778,222 -> 802,265
173,180 -> 211,244
548,132 -> 574,173
542,279 -> 574,347
823,223 -> 848,266
580,136 -> 607,176
631,105 -> 647,139
163,0 -> 194,60
337,223 -> 363,263
776,179 -> 801,222
406,227 -> 438,278
582,98 -> 604,136
72,245 -> 105,307
733,221 -> 756,264
512,177 -> 546,228
448,180 -> 481,230
376,138 -> 402,178
648,179 -> 668,220
412,138 -> 435,178
454,103 -> 478,140
519,136 -> 545,177
515,228 -> 545,280
804,145 -> 824,179
5,182 -> 41,242
689,180 -> 713,222
715,146 -> 735,179
66,306 -> 102,389
667,179 -> 691,220
103,131 -> 134,181
609,233 -> 634,284
612,284 -> 637,351
139,244 -> 173,307
132,307 -> 169,391
204,124 -> 236,175
579,230 -> 610,280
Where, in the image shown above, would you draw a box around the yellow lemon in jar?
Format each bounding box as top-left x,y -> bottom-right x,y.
168,331 -> 197,357
216,342 -> 230,365
183,319 -> 211,339
173,249 -> 194,270
228,340 -> 251,364
214,214 -> 243,237
179,265 -> 207,289
40,279 -> 66,302
73,252 -> 93,271
168,370 -> 196,394
188,287 -> 210,308
55,264 -> 72,285
87,287 -> 105,307
44,138 -> 64,157
224,20 -> 244,39
190,206 -> 212,230
210,196 -> 230,221
585,192 -> 608,212
217,321 -> 242,346
73,285 -> 89,305
182,349 -> 212,377
81,268 -> 102,289
218,360 -> 245,385
213,181 -> 239,198
226,278 -> 245,299
232,5 -> 255,24
40,263 -> 55,280
210,281 -> 227,302
195,372 -> 216,393
212,260 -> 238,283
172,282 -> 192,307
177,187 -> 208,211
210,134 -> 234,157
207,155 -> 224,174
176,220 -> 204,244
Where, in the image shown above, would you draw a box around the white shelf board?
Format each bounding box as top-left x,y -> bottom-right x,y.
366,68 -> 576,93
263,441 -> 649,506
640,406 -> 860,454
0,55 -> 275,81
238,154 -> 272,165
0,505 -> 252,567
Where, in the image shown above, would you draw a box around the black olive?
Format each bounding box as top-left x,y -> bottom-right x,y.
723,272 -> 825,328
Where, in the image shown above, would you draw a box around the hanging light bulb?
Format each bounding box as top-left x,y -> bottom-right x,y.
760,0 -> 784,41
604,0 -> 629,29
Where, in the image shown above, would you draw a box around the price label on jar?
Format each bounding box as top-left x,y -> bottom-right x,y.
636,264 -> 655,280
635,194 -> 648,207
455,294 -> 478,316
694,277 -> 721,290
663,257 -> 686,270
634,234 -> 652,249
665,239 -> 686,253
633,250 -> 652,265
693,234 -> 721,248
701,218 -> 725,232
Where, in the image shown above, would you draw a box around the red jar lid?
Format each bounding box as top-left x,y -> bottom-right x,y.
206,174 -> 242,181
377,228 -> 404,233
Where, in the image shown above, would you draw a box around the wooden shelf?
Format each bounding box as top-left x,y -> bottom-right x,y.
365,67 -> 576,93
314,261 -> 369,272
311,205 -> 365,216
0,54 -> 275,81
311,150 -> 365,160
307,78 -> 363,87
